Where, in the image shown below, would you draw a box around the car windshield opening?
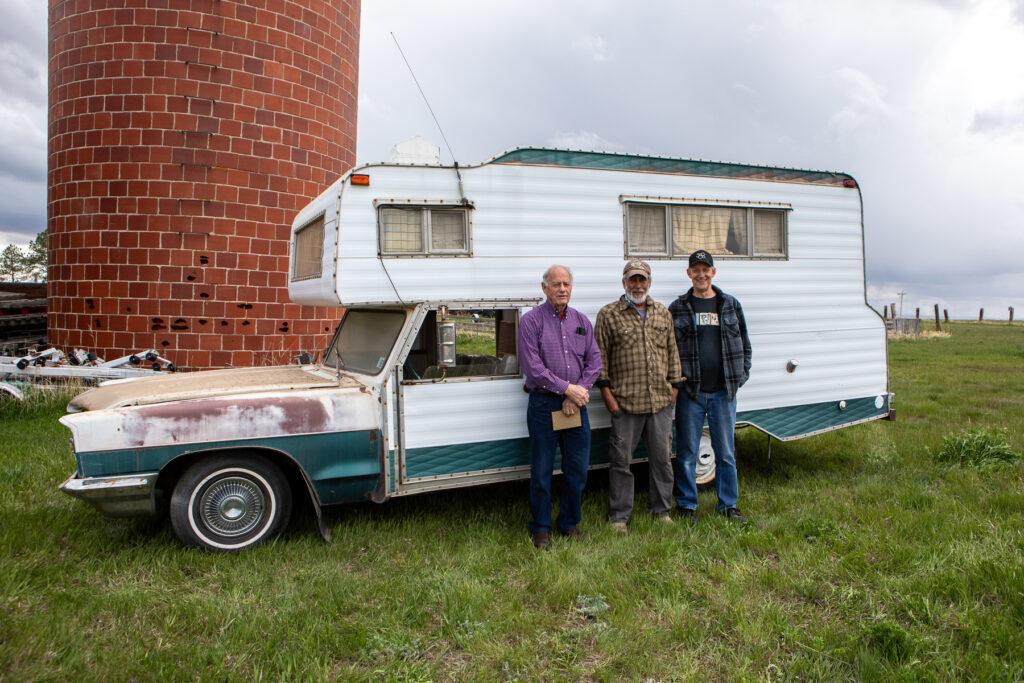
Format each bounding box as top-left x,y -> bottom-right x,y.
323,309 -> 406,375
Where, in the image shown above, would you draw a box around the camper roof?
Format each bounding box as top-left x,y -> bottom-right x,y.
357,146 -> 854,188
487,148 -> 854,187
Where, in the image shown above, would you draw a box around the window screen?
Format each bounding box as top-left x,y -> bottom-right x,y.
379,205 -> 471,256
753,210 -> 785,256
292,216 -> 324,281
380,208 -> 423,253
430,210 -> 467,251
627,205 -> 667,254
625,201 -> 788,259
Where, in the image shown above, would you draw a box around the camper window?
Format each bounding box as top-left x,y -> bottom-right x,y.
379,206 -> 471,256
292,215 -> 325,280
625,202 -> 788,259
402,308 -> 520,383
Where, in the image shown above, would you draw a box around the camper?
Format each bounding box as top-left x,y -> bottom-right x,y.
59,147 -> 892,551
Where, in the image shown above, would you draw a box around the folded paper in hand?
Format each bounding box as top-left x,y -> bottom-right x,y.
551,410 -> 582,431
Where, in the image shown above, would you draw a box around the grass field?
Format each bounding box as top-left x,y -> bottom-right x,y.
1,323 -> 1022,680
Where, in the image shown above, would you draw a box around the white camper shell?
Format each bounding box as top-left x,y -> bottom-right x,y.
58,146 -> 892,553
290,147 -> 891,499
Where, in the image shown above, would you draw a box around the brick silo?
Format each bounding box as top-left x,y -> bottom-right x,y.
47,0 -> 359,368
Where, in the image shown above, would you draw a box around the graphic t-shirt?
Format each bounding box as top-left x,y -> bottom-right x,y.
692,295 -> 724,393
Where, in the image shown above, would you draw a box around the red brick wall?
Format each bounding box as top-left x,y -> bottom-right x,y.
47,0 -> 359,368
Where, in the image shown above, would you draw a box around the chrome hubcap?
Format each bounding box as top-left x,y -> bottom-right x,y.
199,476 -> 265,537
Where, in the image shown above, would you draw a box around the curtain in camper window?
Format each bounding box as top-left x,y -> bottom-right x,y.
627,205 -> 667,254
754,210 -> 785,256
672,206 -> 747,256
381,207 -> 423,252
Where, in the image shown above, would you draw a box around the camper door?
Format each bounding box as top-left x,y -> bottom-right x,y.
392,301 -> 537,485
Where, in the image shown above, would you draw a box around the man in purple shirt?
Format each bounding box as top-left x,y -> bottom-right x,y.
518,264 -> 602,549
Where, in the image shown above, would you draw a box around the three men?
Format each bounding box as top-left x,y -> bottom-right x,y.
595,260 -> 682,531
518,265 -> 601,549
669,250 -> 752,523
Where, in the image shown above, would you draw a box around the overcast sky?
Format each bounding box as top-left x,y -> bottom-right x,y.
4,0 -> 1022,317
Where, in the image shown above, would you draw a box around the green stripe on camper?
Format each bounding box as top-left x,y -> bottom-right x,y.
491,148 -> 852,186
737,395 -> 889,440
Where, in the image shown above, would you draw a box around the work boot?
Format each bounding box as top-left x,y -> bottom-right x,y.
531,531 -> 550,549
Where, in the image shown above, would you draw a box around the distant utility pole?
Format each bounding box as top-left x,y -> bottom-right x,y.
896,290 -> 907,319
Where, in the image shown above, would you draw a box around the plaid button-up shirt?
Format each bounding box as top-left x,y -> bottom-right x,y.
595,295 -> 683,414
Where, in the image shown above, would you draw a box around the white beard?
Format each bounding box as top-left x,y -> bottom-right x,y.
626,292 -> 647,305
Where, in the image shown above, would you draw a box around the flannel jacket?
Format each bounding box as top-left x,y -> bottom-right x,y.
668,285 -> 752,400
595,296 -> 683,414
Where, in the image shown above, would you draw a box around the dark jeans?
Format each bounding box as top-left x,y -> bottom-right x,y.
526,392 -> 591,534
673,389 -> 739,512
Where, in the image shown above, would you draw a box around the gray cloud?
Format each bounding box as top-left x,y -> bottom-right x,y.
970,100 -> 1024,135
2,0 -> 1023,319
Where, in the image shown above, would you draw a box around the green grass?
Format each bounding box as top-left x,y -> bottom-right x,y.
2,322 -> 1023,680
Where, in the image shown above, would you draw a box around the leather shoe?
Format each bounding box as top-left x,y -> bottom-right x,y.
557,527 -> 584,539
720,507 -> 749,524
675,508 -> 698,526
531,531 -> 550,549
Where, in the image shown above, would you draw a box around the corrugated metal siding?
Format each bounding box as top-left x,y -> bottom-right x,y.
290,160 -> 886,439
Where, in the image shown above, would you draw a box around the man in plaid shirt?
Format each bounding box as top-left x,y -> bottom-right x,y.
595,259 -> 683,531
669,250 -> 752,524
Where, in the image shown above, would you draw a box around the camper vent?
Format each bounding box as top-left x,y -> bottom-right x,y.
292,216 -> 325,281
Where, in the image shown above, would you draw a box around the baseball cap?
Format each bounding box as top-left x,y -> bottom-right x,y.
622,259 -> 651,279
688,250 -> 714,268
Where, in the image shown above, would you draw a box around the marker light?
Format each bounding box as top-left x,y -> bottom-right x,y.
351,174 -> 370,186
842,178 -> 857,188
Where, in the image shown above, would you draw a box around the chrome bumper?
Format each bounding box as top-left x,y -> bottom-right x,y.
60,472 -> 159,517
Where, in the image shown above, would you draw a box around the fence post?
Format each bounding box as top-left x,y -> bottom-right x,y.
1010,306 -> 1015,324
979,308 -> 984,321
891,303 -> 897,319
915,307 -> 920,319
943,308 -> 949,323
934,304 -> 941,332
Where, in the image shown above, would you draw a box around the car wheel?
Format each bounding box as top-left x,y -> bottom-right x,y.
170,454 -> 291,551
695,431 -> 716,487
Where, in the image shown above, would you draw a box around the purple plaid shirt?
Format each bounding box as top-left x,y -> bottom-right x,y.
519,301 -> 602,394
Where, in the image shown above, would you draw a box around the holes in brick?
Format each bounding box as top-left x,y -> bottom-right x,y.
199,291 -> 210,299
199,254 -> 210,265
324,326 -> 330,331
242,320 -> 251,326
94,319 -> 102,328
170,319 -> 189,331
279,321 -> 290,333
198,319 -> 208,325
85,298 -> 95,310
125,306 -> 132,313
237,303 -> 253,310
151,317 -> 166,331
220,320 -> 228,327
186,272 -> 197,281
160,340 -> 170,347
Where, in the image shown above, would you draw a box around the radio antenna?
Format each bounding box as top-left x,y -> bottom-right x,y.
390,32 -> 459,164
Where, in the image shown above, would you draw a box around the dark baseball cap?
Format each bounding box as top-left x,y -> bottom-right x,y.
688,250 -> 714,267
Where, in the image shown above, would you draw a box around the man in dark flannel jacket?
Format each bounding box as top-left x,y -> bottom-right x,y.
668,250 -> 752,524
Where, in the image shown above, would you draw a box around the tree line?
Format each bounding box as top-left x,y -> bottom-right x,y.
0,231 -> 47,283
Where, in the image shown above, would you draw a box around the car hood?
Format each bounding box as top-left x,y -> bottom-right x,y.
68,365 -> 360,412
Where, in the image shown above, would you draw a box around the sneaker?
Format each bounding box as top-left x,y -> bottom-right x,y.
720,507 -> 749,524
655,513 -> 674,525
675,508 -> 698,526
531,531 -> 550,549
557,527 -> 584,540
609,521 -> 628,533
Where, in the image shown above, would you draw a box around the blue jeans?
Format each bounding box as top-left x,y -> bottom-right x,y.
673,389 -> 739,512
527,392 -> 591,534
